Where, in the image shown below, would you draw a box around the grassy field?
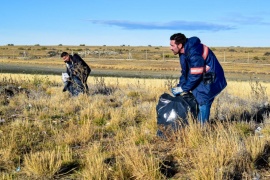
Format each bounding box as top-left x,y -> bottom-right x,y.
1,45 -> 270,179
0,73 -> 270,179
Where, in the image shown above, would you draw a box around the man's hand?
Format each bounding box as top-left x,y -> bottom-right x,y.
171,86 -> 183,96
62,73 -> 70,83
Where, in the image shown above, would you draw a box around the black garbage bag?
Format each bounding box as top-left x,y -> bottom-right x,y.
156,93 -> 198,135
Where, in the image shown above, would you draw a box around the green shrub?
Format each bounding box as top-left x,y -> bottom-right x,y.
253,56 -> 259,60
264,52 -> 270,56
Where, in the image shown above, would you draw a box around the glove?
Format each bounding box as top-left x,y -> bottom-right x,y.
62,73 -> 70,83
171,86 -> 183,96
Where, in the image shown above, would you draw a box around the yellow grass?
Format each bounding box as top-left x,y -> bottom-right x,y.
1,73 -> 270,96
23,146 -> 72,178
80,142 -> 110,179
1,73 -> 270,179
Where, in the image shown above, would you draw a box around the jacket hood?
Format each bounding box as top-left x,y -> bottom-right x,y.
184,37 -> 201,52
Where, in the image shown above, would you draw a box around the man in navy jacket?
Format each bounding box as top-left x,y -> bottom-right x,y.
170,33 -> 227,124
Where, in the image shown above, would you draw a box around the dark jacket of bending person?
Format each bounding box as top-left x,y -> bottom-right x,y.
61,52 -> 91,95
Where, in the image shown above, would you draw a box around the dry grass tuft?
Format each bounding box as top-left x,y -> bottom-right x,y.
23,146 -> 72,179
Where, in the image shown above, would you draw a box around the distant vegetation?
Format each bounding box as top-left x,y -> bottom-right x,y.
1,45 -> 270,63
264,52 -> 270,56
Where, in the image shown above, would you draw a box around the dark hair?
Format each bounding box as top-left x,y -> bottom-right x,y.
60,52 -> 69,57
170,33 -> 187,46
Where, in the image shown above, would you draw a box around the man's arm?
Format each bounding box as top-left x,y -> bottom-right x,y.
180,54 -> 205,92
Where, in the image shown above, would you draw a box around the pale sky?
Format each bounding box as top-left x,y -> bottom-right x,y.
1,0 -> 270,47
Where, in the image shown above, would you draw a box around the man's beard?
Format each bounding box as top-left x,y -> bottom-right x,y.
175,47 -> 181,55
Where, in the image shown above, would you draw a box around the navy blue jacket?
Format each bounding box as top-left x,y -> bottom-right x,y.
178,37 -> 227,105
